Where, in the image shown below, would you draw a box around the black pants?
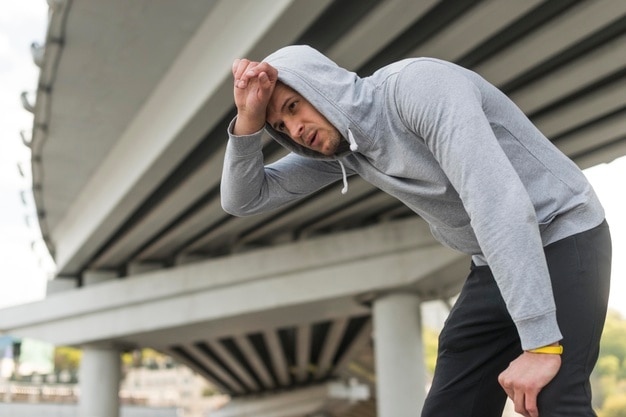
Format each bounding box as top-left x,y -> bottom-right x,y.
422,221 -> 612,417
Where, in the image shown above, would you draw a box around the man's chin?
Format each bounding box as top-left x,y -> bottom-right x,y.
316,134 -> 343,156
320,143 -> 339,156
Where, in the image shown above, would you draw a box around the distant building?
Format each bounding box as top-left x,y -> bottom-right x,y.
0,343 -> 226,417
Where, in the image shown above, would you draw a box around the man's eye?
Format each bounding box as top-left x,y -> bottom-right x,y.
289,101 -> 297,111
278,122 -> 285,131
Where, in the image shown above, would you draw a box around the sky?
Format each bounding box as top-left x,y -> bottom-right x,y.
0,1 -> 624,316
0,1 -> 52,309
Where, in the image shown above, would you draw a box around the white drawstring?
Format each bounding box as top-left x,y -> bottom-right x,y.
338,128 -> 358,195
338,160 -> 349,194
347,128 -> 359,151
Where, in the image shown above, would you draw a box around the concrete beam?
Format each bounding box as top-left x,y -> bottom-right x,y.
534,79 -> 626,139
510,33 -> 626,114
326,0 -> 438,69
0,218 -> 466,348
473,0 -> 626,86
264,329 -> 291,387
410,0 -> 543,62
315,318 -> 349,380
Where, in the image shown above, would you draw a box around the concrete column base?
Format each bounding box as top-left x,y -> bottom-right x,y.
78,344 -> 121,417
373,292 -> 425,417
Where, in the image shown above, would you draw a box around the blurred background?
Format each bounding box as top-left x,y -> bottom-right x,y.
1,1 -> 625,416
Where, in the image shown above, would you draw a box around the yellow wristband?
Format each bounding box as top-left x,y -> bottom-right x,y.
528,345 -> 563,355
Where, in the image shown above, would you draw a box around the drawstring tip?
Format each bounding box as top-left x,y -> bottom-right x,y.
347,128 -> 358,152
338,159 -> 349,195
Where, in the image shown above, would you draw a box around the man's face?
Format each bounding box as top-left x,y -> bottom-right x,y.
266,83 -> 342,156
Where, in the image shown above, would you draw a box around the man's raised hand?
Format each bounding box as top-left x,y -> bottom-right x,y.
232,59 -> 278,135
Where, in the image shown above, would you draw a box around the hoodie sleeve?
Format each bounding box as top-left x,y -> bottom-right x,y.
221,118 -> 345,217
394,60 -> 562,350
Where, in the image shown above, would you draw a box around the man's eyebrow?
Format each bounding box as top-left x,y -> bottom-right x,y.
271,96 -> 293,130
279,95 -> 293,114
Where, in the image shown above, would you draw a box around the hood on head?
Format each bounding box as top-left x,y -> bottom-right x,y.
263,45 -> 364,160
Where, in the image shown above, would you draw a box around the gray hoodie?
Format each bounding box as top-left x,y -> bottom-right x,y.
221,45 -> 604,350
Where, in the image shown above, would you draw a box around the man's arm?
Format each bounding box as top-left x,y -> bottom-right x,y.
394,60 -> 561,417
396,60 -> 561,349
221,59 -> 345,216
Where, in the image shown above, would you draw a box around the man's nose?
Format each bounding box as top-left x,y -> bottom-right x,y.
287,121 -> 304,141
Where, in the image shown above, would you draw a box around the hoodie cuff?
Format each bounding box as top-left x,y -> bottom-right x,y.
227,117 -> 265,156
515,310 -> 563,350
228,116 -> 264,137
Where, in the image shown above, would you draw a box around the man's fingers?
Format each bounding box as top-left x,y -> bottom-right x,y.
232,58 -> 240,76
502,380 -> 539,417
500,375 -> 532,417
232,60 -> 279,91
512,390 -> 531,417
259,62 -> 278,83
524,389 -> 539,417
233,59 -> 259,88
233,58 -> 248,79
258,71 -> 271,89
244,62 -> 276,81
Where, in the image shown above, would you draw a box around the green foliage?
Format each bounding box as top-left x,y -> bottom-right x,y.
422,326 -> 439,376
121,351 -> 134,367
53,346 -> 82,372
601,310 -> 626,365
599,392 -> 626,417
598,356 -> 622,377
120,348 -> 173,369
54,347 -> 174,372
202,385 -> 220,397
595,310 -> 626,415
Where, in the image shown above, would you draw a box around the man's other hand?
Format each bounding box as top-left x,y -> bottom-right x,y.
498,350 -> 561,417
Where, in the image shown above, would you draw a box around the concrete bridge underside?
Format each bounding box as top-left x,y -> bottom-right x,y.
4,0 -> 626,415
1,218 -> 467,416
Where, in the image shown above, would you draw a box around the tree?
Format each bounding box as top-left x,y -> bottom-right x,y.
423,326 -> 439,376
595,310 -> 626,415
53,346 -> 81,373
600,393 -> 626,417
598,356 -> 622,377
601,311 -> 626,366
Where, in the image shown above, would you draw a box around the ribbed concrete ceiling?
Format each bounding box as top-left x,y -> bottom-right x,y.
31,0 -> 626,277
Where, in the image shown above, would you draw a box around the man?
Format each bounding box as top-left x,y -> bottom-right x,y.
221,45 -> 611,416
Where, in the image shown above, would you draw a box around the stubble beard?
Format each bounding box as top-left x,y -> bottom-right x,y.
320,130 -> 344,156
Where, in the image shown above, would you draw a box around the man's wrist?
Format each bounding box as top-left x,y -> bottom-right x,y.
233,114 -> 265,136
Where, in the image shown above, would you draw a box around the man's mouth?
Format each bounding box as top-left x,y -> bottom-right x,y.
306,132 -> 317,148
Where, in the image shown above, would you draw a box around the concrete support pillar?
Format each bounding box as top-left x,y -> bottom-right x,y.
78,344 -> 121,417
372,292 -> 425,417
